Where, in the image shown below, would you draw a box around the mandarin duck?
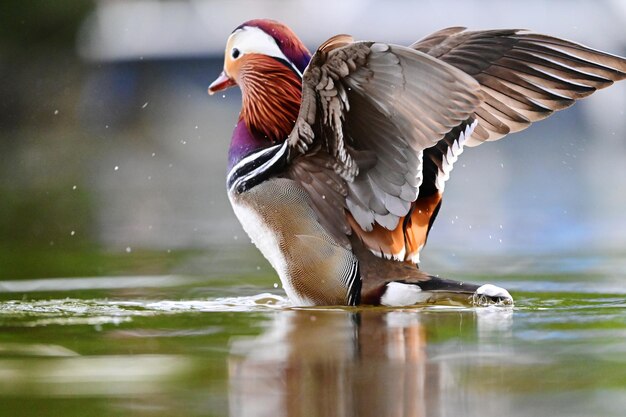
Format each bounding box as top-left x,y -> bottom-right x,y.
208,19 -> 626,307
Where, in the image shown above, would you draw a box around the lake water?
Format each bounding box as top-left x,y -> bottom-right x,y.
1,263 -> 625,417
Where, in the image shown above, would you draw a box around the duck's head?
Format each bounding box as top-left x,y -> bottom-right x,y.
208,19 -> 311,95
209,19 -> 311,143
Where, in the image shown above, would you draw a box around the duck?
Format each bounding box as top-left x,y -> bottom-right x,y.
208,19 -> 626,307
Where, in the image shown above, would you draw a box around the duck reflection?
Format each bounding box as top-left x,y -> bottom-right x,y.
228,309 -> 440,417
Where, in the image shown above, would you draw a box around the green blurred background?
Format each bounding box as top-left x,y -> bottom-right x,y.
1,0 -> 625,283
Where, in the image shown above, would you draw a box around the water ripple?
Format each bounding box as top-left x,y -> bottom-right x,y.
0,294 -> 290,327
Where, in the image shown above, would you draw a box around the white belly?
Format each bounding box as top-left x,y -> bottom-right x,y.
229,194 -> 304,303
228,178 -> 356,306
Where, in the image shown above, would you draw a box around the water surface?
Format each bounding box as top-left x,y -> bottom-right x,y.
1,267 -> 625,417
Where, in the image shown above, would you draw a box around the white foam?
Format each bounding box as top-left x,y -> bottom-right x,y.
476,284 -> 512,299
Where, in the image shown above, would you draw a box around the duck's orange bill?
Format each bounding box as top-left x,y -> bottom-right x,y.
208,71 -> 236,95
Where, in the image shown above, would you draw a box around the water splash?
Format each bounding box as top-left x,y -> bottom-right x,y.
0,294 -> 290,327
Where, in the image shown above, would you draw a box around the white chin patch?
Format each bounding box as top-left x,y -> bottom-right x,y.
380,282 -> 430,307
474,284 -> 513,305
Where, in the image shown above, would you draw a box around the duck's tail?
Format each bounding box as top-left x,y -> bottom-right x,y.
355,241 -> 513,307
373,277 -> 513,307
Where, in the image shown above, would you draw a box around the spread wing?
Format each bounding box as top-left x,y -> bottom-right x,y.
286,36 -> 482,258
411,27 -> 626,145
286,30 -> 626,263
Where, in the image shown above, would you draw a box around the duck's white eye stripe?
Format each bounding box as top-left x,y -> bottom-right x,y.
229,26 -> 302,77
230,27 -> 286,60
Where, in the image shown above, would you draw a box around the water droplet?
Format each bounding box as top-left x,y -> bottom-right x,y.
500,163 -> 504,168
151,152 -> 156,157
125,247 -> 132,253
70,230 -> 75,236
194,125 -> 198,129
273,283 -> 278,288
114,166 -> 119,171
222,94 -> 226,98
53,110 -> 59,115
142,102 -> 148,109
72,185 -> 77,190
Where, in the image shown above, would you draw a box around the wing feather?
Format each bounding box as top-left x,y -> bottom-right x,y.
412,28 -> 626,144
285,29 -> 626,263
288,38 -> 481,234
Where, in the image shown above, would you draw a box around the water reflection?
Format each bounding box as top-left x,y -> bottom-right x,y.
228,308 -> 494,417
1,289 -> 625,417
